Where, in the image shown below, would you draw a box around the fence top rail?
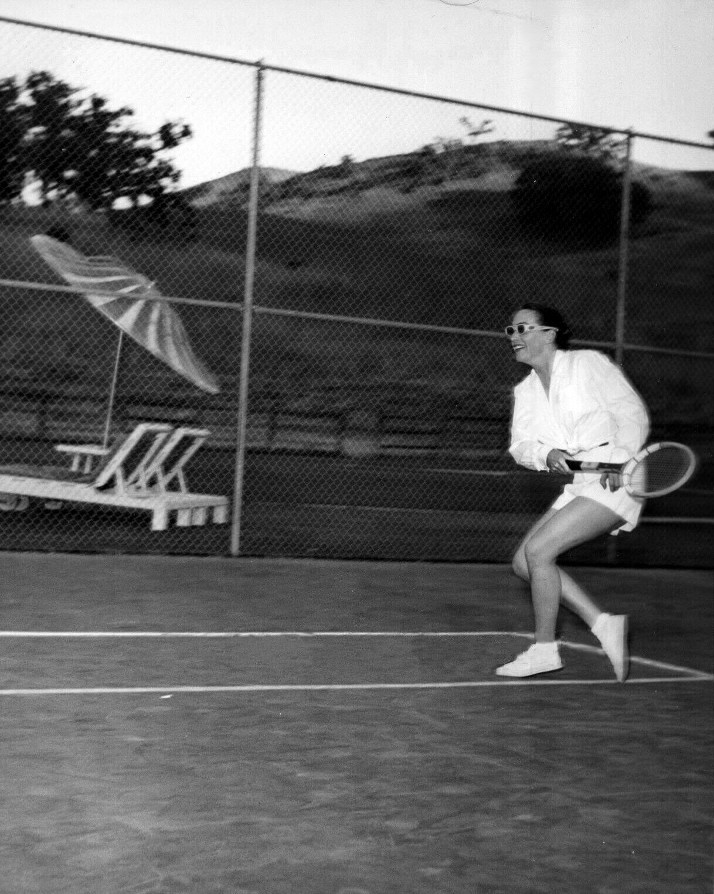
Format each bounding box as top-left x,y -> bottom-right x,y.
0,277 -> 238,311
2,15 -> 713,152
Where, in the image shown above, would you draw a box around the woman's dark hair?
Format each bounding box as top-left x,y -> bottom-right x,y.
519,303 -> 572,349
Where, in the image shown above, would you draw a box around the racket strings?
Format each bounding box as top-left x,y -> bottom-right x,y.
632,446 -> 695,496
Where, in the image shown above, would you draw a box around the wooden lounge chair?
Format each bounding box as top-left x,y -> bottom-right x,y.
140,426 -> 213,495
0,422 -> 229,531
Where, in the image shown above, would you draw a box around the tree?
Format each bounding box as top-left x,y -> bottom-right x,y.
459,117 -> 495,142
0,77 -> 28,202
1,70 -> 191,211
337,155 -> 356,177
555,123 -> 627,163
512,153 -> 652,245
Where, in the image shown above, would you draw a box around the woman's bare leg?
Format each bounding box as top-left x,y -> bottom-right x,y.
521,498 -> 623,641
513,509 -> 609,629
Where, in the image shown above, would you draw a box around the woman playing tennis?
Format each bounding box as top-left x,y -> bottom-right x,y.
497,303 -> 650,681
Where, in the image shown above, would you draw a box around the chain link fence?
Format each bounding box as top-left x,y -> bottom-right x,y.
0,18 -> 712,565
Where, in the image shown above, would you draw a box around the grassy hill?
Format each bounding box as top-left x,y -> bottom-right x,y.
181,167 -> 298,207
1,141 -> 713,436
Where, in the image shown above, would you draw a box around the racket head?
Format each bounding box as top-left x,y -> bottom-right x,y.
621,442 -> 698,498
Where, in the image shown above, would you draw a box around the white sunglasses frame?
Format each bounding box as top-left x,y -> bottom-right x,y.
504,324 -> 558,337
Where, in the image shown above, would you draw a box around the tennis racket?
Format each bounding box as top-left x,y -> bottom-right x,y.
565,442 -> 698,498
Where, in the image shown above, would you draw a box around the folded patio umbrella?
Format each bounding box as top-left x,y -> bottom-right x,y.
30,233 -> 220,448
31,234 -> 220,396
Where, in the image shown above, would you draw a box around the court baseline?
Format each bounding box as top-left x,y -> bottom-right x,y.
0,630 -> 710,695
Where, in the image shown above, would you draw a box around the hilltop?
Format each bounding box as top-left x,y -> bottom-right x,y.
182,141 -> 713,223
182,167 -> 297,207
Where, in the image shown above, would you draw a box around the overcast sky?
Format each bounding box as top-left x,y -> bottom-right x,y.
0,0 -> 712,186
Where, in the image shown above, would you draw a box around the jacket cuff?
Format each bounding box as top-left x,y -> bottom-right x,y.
535,443 -> 552,471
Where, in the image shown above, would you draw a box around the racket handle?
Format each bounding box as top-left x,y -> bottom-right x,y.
566,460 -> 623,472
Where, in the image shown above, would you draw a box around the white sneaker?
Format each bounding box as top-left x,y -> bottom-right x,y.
496,643 -> 563,677
593,614 -> 629,682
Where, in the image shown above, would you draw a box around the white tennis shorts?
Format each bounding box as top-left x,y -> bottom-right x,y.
551,472 -> 646,535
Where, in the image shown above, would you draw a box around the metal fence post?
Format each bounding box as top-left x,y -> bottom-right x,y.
615,131 -> 634,367
609,131 -> 634,566
230,63 -> 264,556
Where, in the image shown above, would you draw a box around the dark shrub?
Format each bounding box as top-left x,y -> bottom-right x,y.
512,153 -> 651,245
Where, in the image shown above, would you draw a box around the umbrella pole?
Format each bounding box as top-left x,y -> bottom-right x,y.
102,330 -> 124,449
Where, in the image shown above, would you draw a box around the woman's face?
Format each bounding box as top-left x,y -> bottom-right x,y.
508,308 -> 555,368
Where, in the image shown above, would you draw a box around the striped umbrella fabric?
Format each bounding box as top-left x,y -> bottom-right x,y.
31,234 -> 220,394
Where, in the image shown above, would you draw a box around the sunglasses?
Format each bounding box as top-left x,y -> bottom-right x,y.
504,324 -> 558,337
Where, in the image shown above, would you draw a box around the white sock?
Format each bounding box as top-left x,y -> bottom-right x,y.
533,641 -> 559,654
591,613 -> 610,636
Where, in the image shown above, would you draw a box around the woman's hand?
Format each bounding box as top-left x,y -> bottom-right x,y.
546,448 -> 574,475
600,471 -> 622,492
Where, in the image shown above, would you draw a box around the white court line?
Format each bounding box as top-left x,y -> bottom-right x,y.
0,630 -> 710,695
1,629 -> 711,678
0,677 -> 712,696
0,630 -> 526,638
560,639 -> 713,680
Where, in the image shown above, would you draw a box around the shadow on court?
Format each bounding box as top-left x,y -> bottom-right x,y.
1,555 -> 712,893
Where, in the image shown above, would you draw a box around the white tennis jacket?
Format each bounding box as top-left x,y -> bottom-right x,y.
509,349 -> 650,472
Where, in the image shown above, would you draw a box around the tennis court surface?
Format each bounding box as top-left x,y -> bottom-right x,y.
1,553 -> 712,893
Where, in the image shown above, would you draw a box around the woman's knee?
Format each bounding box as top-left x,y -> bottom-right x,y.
523,535 -> 557,569
512,548 -> 529,580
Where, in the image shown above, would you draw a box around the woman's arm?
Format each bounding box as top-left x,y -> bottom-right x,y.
508,384 -> 552,471
586,352 -> 650,462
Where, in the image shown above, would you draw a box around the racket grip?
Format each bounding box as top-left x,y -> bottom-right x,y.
566,460 -> 622,472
